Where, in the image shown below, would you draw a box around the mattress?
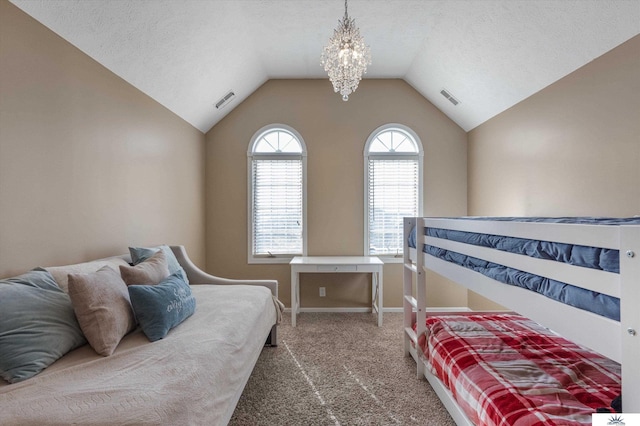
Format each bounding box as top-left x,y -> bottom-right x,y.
409,217 -> 640,272
407,217 -> 640,320
424,245 -> 619,320
415,313 -> 621,426
0,285 -> 277,425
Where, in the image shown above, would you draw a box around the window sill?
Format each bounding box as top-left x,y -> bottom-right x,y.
371,256 -> 404,264
248,256 -> 297,265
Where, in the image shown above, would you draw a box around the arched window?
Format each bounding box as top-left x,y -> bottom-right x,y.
248,124 -> 307,263
364,124 -> 423,259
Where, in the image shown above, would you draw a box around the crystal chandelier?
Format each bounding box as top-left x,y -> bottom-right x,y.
321,0 -> 371,101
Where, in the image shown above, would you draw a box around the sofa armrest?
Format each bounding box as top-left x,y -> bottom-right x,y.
169,245 -> 278,298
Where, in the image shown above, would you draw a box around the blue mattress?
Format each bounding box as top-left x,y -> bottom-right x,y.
408,217 -> 640,321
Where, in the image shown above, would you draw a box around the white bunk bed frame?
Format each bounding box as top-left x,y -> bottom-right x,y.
402,217 -> 640,424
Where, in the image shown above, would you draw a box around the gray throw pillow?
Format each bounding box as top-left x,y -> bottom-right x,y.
0,269 -> 86,383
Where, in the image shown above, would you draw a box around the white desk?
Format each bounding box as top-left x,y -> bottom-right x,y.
290,256 -> 384,327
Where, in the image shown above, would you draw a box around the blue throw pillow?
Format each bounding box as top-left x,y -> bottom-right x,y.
128,273 -> 196,342
0,269 -> 86,383
129,245 -> 189,284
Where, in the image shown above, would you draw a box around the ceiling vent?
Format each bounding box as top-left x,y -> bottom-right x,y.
215,90 -> 235,109
440,89 -> 460,106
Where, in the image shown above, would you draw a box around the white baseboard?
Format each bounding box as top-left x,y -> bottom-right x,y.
282,306 -> 472,313
426,307 -> 472,312
283,307 -> 371,313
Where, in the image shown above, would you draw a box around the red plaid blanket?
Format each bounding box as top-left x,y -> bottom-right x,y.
415,313 -> 620,426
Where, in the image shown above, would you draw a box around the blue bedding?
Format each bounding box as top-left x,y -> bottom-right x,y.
408,217 -> 640,321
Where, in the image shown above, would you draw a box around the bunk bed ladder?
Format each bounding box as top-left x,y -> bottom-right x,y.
403,217 -> 427,379
403,217 -> 416,358
415,218 -> 427,379
403,217 -> 424,378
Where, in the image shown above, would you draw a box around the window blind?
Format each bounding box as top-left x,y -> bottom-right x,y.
368,158 -> 418,255
252,159 -> 303,255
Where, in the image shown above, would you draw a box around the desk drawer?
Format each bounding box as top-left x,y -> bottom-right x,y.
316,264 -> 358,272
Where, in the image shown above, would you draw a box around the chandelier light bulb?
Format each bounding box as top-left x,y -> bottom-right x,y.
320,0 -> 371,101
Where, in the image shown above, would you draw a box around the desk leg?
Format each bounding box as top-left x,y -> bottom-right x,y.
291,269 -> 297,327
371,275 -> 376,314
377,268 -> 383,327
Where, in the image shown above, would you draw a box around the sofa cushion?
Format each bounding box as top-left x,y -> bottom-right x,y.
119,250 -> 170,285
68,266 -> 136,356
129,245 -> 189,284
128,273 -> 196,342
45,257 -> 130,293
0,269 -> 86,383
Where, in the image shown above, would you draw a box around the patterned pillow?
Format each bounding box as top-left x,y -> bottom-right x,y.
67,266 -> 136,356
128,273 -> 196,342
0,269 -> 86,383
129,245 -> 189,284
119,250 -> 169,285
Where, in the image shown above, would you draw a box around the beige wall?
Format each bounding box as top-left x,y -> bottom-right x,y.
205,79 -> 468,308
468,35 -> 640,217
467,35 -> 640,309
0,1 -> 206,278
9,0 -> 632,313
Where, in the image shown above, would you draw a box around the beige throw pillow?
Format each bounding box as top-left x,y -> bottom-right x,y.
119,250 -> 170,286
67,266 -> 136,356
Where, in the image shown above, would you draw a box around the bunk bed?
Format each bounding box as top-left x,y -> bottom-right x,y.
402,217 -> 640,425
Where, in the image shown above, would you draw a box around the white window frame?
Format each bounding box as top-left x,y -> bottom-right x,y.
364,123 -> 424,263
247,124 -> 308,264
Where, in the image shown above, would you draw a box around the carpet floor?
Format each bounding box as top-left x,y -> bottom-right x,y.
229,312 -> 455,426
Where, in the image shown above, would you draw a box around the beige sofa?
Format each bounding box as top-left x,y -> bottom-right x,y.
0,246 -> 280,425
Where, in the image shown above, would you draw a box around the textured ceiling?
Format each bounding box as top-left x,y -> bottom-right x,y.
9,0 -> 640,133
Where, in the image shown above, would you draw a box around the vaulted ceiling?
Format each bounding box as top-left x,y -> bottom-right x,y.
10,0 -> 640,133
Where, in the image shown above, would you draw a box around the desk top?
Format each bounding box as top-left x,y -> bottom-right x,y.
290,256 -> 383,266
